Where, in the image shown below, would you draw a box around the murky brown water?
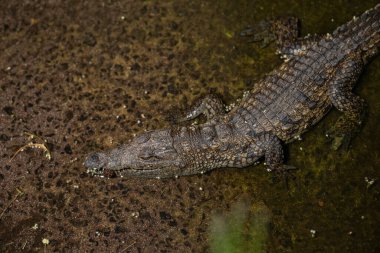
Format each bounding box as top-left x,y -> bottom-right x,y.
1,0 -> 379,252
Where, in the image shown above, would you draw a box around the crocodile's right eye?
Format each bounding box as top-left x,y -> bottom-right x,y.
201,126 -> 216,142
138,148 -> 159,160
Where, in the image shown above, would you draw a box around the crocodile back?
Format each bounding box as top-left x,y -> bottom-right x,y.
228,48 -> 334,142
227,5 -> 380,143
333,4 -> 380,60
228,33 -> 351,141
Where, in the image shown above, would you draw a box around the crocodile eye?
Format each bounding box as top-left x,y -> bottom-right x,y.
138,147 -> 177,160
138,148 -> 159,160
201,126 -> 216,142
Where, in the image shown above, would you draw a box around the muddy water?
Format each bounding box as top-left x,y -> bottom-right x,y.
0,0 -> 379,252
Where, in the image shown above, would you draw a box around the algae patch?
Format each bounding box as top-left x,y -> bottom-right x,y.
209,200 -> 272,253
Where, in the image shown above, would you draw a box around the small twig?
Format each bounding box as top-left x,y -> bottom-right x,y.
9,132 -> 51,162
24,131 -> 46,143
79,227 -> 84,252
119,241 -> 136,253
42,238 -> 50,253
0,188 -> 24,220
10,143 -> 51,161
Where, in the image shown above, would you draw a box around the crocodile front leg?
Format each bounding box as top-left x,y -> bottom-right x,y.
327,55 -> 365,149
179,94 -> 225,122
256,133 -> 296,173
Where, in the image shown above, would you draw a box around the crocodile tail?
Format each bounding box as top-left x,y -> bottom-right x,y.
333,4 -> 380,57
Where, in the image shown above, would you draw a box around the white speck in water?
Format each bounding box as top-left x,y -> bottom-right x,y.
131,211 -> 140,218
364,177 -> 376,188
32,223 -> 39,230
310,229 -> 317,238
199,187 -> 203,191
120,16 -> 125,20
299,147 -> 303,151
42,238 -> 50,245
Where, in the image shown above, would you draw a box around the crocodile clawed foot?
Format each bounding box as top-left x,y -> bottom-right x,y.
271,165 -> 298,189
326,116 -> 361,151
327,132 -> 353,151
269,164 -> 297,186
240,20 -> 276,47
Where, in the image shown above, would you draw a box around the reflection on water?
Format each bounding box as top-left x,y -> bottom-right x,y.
209,199 -> 271,253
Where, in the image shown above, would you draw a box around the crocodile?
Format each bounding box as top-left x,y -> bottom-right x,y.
84,4 -> 380,178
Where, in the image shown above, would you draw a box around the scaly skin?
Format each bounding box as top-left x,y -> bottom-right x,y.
85,4 -> 380,178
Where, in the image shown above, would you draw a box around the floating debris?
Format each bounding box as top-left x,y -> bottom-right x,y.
10,132 -> 51,162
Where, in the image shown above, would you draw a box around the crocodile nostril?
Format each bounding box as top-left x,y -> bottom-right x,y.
91,153 -> 100,162
84,153 -> 103,168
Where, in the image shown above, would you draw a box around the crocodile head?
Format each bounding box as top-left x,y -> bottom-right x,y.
84,129 -> 187,178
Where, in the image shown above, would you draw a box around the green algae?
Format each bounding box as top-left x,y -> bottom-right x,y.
209,200 -> 271,253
